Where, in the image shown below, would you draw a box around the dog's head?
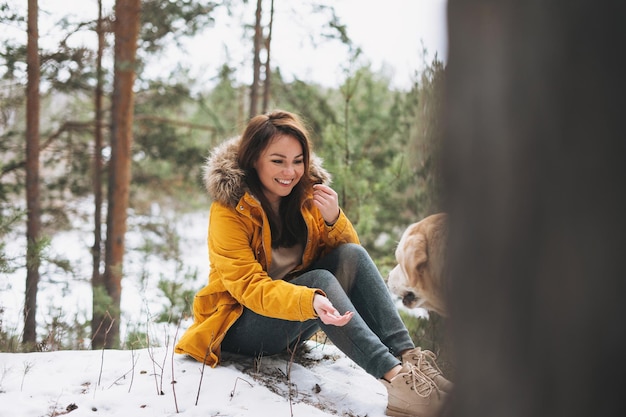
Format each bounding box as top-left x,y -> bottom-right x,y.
387,213 -> 448,316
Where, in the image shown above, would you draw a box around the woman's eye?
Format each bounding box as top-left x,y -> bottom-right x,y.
294,159 -> 304,165
271,159 -> 283,164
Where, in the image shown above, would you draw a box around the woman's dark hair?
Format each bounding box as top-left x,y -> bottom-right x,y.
237,110 -> 313,248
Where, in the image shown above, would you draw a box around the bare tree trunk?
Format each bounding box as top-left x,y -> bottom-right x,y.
443,1 -> 626,417
91,0 -> 105,337
23,0 -> 41,349
249,0 -> 262,118
261,0 -> 274,113
93,0 -> 141,349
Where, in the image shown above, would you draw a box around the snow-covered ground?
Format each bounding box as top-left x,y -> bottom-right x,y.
0,340 -> 389,417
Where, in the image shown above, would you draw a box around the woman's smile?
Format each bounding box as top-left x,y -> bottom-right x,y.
276,178 -> 294,185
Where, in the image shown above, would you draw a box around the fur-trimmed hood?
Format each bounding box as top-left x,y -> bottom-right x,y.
203,136 -> 332,207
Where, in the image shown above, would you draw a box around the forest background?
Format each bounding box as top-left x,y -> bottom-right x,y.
0,0 -> 448,366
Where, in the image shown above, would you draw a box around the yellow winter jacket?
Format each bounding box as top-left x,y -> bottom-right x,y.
174,137 -> 360,366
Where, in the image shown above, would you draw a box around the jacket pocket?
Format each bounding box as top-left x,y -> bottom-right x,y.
193,290 -> 236,321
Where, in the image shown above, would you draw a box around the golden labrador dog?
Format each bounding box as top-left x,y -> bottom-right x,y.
387,213 -> 449,316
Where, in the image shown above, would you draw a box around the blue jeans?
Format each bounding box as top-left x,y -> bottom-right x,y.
221,243 -> 415,378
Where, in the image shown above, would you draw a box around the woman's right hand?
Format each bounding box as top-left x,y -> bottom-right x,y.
313,294 -> 353,326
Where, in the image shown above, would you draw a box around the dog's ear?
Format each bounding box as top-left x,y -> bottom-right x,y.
398,231 -> 429,287
412,233 -> 429,278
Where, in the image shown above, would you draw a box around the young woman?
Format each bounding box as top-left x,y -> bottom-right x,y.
175,110 -> 452,417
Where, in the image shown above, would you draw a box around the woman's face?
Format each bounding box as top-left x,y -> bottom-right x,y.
254,134 -> 305,206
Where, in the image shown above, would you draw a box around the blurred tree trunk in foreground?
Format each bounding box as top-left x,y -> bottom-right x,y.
443,1 -> 626,417
23,0 -> 41,349
93,0 -> 141,349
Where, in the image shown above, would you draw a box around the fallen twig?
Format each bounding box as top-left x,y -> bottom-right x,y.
171,319 -> 181,413
106,352 -> 139,390
286,333 -> 303,417
96,315 -> 115,392
230,377 -> 253,400
195,334 -> 214,406
20,361 -> 33,392
129,348 -> 136,393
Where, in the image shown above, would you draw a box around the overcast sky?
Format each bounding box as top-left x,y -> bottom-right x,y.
8,0 -> 448,90
177,0 -> 449,89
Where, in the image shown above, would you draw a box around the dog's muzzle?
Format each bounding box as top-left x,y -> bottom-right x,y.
402,291 -> 418,307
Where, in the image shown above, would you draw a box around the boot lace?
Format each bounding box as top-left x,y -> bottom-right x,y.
403,362 -> 437,397
419,350 -> 445,380
406,348 -> 445,392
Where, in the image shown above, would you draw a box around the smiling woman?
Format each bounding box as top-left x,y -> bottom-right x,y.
175,109 -> 453,417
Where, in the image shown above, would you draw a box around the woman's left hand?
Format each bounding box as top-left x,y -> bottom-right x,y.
313,294 -> 353,326
313,184 -> 340,225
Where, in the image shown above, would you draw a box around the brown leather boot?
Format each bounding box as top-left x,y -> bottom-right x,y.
381,362 -> 448,417
401,347 -> 454,393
